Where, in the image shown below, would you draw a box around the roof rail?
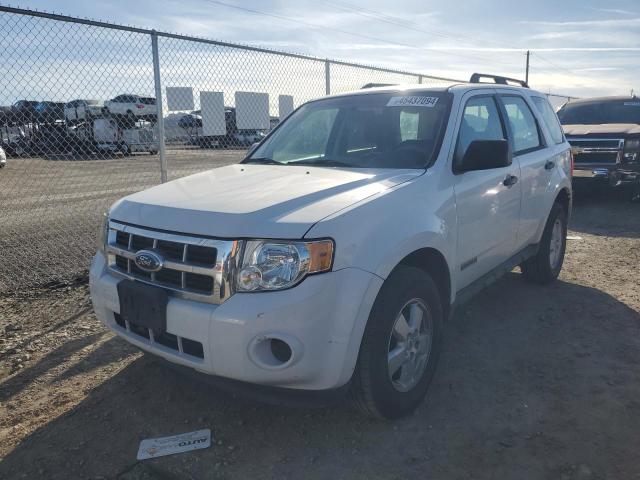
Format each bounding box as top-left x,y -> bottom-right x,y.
361,83 -> 397,89
469,73 -> 529,88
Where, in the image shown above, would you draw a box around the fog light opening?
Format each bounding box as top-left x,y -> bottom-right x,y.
249,334 -> 302,369
270,338 -> 292,364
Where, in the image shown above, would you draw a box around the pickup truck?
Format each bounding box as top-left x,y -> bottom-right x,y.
90,77 -> 572,418
558,96 -> 640,199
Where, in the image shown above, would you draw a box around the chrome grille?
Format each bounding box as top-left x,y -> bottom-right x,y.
106,220 -> 241,304
567,137 -> 623,165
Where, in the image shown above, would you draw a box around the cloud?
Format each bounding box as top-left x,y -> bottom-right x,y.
586,7 -> 636,16
520,17 -> 640,27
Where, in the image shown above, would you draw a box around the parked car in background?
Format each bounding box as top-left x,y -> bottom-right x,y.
34,101 -> 65,124
65,99 -> 103,123
1,128 -> 30,157
103,95 -> 157,124
558,96 -> 640,199
0,145 -> 6,168
0,106 -> 12,126
91,76 -> 572,418
9,100 -> 39,125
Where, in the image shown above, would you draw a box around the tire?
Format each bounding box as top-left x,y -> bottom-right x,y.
350,266 -> 444,419
521,202 -> 567,284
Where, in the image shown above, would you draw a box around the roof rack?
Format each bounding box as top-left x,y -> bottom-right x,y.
361,83 -> 397,89
469,73 -> 529,88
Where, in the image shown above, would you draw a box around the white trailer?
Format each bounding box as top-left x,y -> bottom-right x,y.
93,117 -> 158,155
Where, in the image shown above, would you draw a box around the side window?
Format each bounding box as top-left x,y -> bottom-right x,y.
456,96 -> 505,163
532,97 -> 564,144
501,96 -> 542,153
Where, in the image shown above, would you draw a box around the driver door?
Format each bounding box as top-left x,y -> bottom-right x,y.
453,92 -> 522,291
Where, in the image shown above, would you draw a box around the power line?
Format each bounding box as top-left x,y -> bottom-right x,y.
317,0 -> 507,49
531,52 -> 583,78
318,0 -> 624,83
201,0 -> 524,69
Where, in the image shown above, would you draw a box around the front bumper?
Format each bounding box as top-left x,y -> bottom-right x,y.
89,253 -> 382,390
573,166 -> 639,187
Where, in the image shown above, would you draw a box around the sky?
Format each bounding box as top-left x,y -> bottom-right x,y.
5,0 -> 640,99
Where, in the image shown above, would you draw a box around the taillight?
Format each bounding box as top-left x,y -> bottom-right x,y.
136,104 -> 144,109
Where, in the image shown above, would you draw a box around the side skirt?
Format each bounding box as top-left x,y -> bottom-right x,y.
451,243 -> 539,312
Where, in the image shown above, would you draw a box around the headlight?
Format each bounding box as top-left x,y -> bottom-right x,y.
97,212 -> 109,253
236,239 -> 334,292
624,139 -> 640,151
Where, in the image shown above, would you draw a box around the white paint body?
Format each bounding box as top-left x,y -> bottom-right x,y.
104,95 -> 156,118
64,100 -> 103,122
90,84 -> 572,391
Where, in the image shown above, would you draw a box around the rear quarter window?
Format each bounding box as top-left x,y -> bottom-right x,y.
532,97 -> 564,144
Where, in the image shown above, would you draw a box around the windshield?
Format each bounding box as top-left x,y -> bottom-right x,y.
557,100 -> 640,125
246,91 -> 451,169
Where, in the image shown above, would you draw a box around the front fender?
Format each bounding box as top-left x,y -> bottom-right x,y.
306,176 -> 457,298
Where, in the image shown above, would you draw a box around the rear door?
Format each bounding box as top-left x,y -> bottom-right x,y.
497,93 -> 552,247
453,91 -> 522,290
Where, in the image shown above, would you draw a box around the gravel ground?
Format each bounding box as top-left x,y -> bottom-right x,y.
0,149 -> 245,292
0,192 -> 639,480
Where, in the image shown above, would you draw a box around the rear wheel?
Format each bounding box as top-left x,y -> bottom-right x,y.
351,266 -> 443,419
521,202 -> 567,284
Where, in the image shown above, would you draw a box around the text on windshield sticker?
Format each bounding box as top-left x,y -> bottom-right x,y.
387,96 -> 439,108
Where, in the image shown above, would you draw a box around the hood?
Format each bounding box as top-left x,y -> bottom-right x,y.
110,164 -> 422,238
563,123 -> 640,136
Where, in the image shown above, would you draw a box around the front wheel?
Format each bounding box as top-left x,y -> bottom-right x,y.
521,202 -> 567,284
351,266 -> 443,419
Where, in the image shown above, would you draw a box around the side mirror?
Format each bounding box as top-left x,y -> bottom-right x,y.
457,139 -> 511,173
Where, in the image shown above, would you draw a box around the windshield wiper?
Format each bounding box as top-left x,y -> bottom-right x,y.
243,157 -> 282,165
291,158 -> 352,168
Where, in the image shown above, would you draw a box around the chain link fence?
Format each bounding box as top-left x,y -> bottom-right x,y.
0,6 -> 575,293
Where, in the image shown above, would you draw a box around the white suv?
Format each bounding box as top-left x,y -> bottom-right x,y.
90,77 -> 572,418
103,94 -> 157,122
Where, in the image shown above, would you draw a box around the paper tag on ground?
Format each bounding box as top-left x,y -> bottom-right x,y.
137,429 -> 211,460
387,96 -> 439,107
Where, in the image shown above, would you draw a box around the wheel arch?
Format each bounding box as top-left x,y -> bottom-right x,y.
395,247 -> 452,318
554,187 -> 571,215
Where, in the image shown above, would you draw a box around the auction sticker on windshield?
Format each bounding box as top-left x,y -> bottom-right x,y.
136,429 -> 212,460
387,96 -> 439,107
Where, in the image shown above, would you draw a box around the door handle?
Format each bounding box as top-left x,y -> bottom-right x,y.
503,174 -> 518,187
544,160 -> 555,170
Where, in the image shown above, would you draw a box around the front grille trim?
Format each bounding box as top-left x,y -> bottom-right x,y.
567,137 -> 624,165
106,220 -> 241,304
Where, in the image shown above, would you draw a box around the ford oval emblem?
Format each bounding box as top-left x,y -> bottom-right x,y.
134,250 -> 164,272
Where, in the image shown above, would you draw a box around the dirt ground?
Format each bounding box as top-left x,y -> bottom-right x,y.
0,192 -> 639,480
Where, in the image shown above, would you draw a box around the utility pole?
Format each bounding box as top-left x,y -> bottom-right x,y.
525,50 -> 530,85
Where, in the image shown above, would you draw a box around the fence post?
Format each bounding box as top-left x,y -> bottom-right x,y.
151,30 -> 168,183
418,75 -> 423,84
325,60 -> 331,95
